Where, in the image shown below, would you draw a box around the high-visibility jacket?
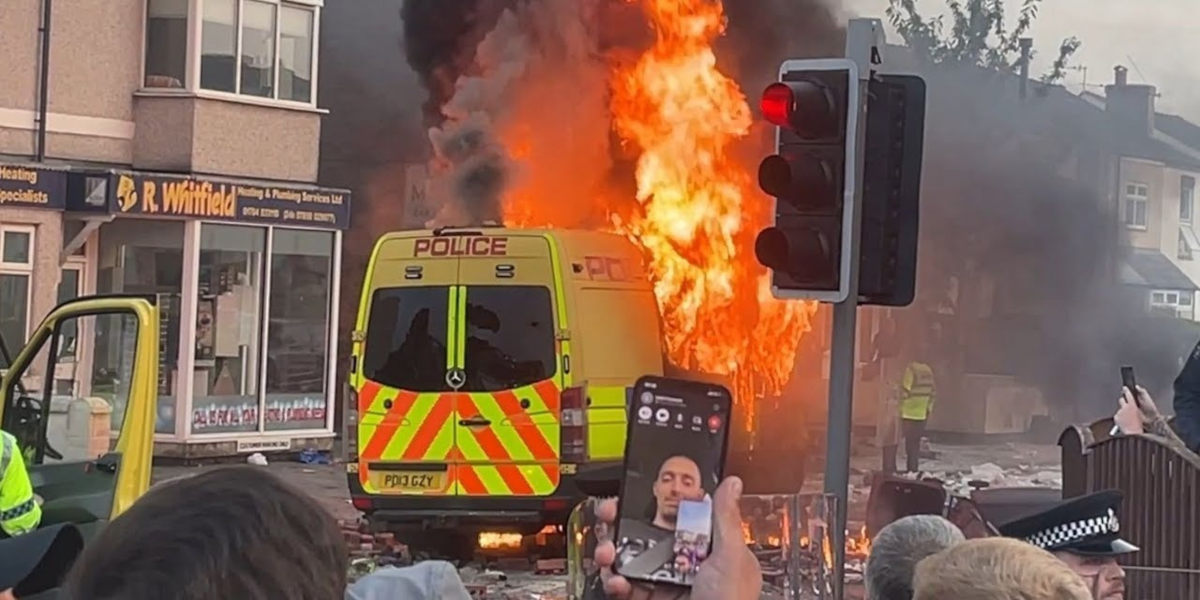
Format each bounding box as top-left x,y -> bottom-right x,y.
0,429 -> 41,536
900,361 -> 936,421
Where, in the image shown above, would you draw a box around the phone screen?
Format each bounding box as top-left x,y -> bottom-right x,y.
1121,365 -> 1137,392
613,376 -> 732,587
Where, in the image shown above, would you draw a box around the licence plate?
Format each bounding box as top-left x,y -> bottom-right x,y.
371,470 -> 445,492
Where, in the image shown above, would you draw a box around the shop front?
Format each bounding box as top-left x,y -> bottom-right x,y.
0,162 -> 72,371
68,169 -> 350,457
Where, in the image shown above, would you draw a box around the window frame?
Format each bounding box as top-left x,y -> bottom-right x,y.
0,226 -> 36,356
142,0 -> 321,108
1124,182 -> 1149,230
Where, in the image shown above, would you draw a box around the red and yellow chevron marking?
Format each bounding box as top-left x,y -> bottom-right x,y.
455,379 -> 561,496
356,378 -> 563,497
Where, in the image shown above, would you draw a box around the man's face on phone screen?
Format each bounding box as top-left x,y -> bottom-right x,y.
652,455 -> 702,529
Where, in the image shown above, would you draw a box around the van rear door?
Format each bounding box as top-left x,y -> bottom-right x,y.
356,236 -> 458,496
453,234 -> 562,497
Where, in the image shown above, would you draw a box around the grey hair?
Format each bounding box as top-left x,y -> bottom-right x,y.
865,515 -> 966,600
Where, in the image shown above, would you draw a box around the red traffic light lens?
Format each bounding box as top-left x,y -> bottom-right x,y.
761,83 -> 794,128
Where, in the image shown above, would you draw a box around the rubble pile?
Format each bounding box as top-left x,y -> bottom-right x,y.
897,460 -> 1063,497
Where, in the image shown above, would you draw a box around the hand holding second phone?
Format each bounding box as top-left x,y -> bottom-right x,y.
593,476 -> 761,600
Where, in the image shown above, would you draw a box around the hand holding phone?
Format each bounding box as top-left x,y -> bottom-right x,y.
1120,366 -> 1139,407
613,376 -> 732,588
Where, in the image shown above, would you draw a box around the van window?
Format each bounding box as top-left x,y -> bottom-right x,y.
463,286 -> 556,391
363,287 -> 450,392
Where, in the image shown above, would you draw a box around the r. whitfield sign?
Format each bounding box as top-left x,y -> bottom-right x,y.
111,172 -> 350,229
0,164 -> 67,210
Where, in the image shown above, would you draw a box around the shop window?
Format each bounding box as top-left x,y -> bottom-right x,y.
193,224 -> 266,434
143,0 -> 188,88
97,219 -> 185,434
265,229 -> 333,431
0,226 -> 35,370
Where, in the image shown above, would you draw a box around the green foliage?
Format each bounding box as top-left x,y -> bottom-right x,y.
886,0 -> 1080,83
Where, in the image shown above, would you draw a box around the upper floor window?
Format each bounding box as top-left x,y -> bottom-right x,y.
1124,182 -> 1149,229
1183,175 -> 1196,223
144,0 -> 317,104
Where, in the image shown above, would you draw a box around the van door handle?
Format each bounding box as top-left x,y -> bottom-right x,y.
459,417 -> 491,427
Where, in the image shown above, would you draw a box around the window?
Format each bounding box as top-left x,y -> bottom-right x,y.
192,224 -> 266,434
139,0 -> 318,103
1150,289 -> 1195,319
1125,182 -> 1149,229
462,286 -> 557,392
2,312 -> 140,463
97,219 -> 185,433
201,0 -> 237,92
363,287 -> 450,394
264,229 -> 333,431
0,226 -> 35,370
240,1 -> 277,98
144,0 -> 188,88
279,6 -> 314,102
1183,176 -> 1196,223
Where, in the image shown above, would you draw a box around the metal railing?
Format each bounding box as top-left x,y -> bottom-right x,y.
1060,424 -> 1200,599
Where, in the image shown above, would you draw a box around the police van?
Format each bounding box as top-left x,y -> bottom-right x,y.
346,227 -> 664,541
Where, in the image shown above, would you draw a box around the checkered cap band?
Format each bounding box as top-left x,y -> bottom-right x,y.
1024,508 -> 1120,550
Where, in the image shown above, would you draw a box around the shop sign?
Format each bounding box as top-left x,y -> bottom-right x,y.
111,172 -> 351,229
0,164 -> 67,210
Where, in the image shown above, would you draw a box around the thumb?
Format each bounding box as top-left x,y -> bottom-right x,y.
711,476 -> 745,552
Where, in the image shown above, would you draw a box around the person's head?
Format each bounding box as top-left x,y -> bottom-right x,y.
65,466 -> 348,600
913,538 -> 1091,600
996,489 -> 1135,600
1054,551 -> 1126,600
865,515 -> 965,600
651,454 -> 703,527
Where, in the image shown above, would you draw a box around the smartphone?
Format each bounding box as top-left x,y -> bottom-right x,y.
1121,365 -> 1140,407
613,376 -> 733,587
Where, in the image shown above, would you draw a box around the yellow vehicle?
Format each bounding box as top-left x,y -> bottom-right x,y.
346,227 -> 664,543
0,296 -> 158,540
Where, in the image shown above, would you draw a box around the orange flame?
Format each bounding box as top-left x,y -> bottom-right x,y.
607,0 -> 816,425
500,0 -> 817,426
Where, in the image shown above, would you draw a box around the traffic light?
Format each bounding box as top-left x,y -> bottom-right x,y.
755,59 -> 862,303
858,75 -> 925,307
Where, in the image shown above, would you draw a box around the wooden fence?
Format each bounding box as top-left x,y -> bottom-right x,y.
1060,424 -> 1200,599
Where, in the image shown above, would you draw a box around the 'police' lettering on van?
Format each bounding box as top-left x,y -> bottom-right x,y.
413,236 -> 509,257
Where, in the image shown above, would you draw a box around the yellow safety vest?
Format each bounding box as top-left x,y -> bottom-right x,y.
900,362 -> 935,421
0,430 -> 41,536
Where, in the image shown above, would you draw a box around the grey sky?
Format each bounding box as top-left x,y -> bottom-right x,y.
839,0 -> 1200,121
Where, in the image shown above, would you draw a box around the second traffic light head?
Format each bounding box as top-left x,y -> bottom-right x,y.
758,152 -> 839,212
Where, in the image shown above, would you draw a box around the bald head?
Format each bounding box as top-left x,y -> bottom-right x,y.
651,455 -> 702,529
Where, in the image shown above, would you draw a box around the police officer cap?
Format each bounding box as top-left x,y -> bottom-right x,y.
997,489 -> 1138,556
0,523 -> 83,595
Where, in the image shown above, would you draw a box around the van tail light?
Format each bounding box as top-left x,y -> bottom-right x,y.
344,381 -> 359,462
560,385 -> 589,463
352,497 -> 373,512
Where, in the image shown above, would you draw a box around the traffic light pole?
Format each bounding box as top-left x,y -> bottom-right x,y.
823,18 -> 882,599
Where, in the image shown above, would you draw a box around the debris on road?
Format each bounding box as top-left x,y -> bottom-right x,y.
246,452 -> 268,466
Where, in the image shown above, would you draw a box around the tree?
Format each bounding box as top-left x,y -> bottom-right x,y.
886,0 -> 1080,84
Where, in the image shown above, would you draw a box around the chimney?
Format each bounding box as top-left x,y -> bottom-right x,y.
1104,65 -> 1156,137
1018,38 -> 1033,99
